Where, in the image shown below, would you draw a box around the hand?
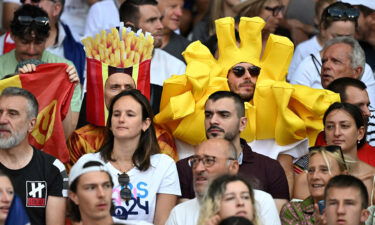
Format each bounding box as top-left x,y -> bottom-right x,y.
18,64 -> 37,73
313,203 -> 327,225
205,214 -> 221,225
66,65 -> 80,84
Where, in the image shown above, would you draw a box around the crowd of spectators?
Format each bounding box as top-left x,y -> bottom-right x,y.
0,0 -> 375,225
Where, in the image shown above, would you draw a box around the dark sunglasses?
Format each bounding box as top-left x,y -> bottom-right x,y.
231,66 -> 261,77
327,7 -> 359,20
17,16 -> 49,26
264,5 -> 285,17
118,173 -> 132,202
308,145 -> 347,171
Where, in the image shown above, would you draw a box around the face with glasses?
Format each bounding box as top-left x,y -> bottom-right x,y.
192,139 -> 239,197
227,62 -> 260,102
324,109 -> 365,154
307,151 -> 344,202
259,0 -> 284,33
69,171 -> 113,222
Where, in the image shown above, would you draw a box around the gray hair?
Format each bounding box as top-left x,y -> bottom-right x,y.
1,87 -> 39,119
323,36 -> 366,77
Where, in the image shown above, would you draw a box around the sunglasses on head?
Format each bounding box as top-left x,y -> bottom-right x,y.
327,7 -> 359,20
118,173 -> 132,202
17,16 -> 49,26
231,66 -> 261,78
264,5 -> 285,17
308,145 -> 347,170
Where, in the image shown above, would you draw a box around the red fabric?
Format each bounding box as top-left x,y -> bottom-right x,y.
315,131 -> 375,167
21,63 -> 75,163
86,58 -> 106,126
85,57 -> 151,126
136,59 -> 151,100
3,32 -> 15,54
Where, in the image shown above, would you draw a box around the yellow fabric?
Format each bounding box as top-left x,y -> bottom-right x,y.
154,17 -> 340,148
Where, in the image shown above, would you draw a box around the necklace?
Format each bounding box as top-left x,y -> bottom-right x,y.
112,160 -> 135,173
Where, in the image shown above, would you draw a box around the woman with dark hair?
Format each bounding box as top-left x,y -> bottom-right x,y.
293,102 -> 375,204
0,170 -> 29,225
91,89 -> 180,225
323,102 -> 375,203
197,175 -> 260,225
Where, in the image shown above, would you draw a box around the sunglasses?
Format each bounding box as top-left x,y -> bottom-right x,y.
264,5 -> 285,17
17,16 -> 49,26
231,66 -> 261,78
118,173 -> 132,202
327,7 -> 359,20
308,145 -> 347,171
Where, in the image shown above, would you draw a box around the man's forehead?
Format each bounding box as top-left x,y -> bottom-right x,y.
195,141 -> 229,157
324,43 -> 352,56
106,73 -> 135,85
327,187 -> 361,200
0,96 -> 28,109
78,171 -> 111,185
205,98 -> 236,111
139,4 -> 161,17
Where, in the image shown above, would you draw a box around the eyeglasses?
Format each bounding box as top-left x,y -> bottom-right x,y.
308,145 -> 347,170
327,7 -> 359,20
17,16 -> 49,26
264,5 -> 285,17
231,66 -> 261,78
188,155 -> 235,168
118,173 -> 132,202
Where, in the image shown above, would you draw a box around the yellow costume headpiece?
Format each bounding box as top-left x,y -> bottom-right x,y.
155,17 -> 339,149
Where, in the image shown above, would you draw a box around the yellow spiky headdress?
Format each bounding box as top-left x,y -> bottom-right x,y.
155,17 -> 339,149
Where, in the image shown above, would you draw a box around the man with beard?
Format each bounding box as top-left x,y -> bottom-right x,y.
176,91 -> 289,212
119,0 -> 186,114
0,87 -> 67,225
166,138 -> 281,225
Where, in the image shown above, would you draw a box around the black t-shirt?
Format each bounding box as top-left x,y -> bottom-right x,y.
0,147 -> 68,225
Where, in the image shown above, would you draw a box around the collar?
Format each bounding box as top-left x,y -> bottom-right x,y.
49,22 -> 65,49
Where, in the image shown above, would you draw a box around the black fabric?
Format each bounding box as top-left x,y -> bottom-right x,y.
0,147 -> 67,225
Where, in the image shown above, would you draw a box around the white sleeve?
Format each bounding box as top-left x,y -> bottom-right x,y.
254,190 -> 281,225
165,207 -> 178,225
360,64 -> 375,108
288,45 -> 304,78
157,155 -> 181,196
288,56 -> 320,87
3,0 -> 20,4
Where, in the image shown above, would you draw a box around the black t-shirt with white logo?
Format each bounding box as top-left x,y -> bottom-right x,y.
0,147 -> 68,225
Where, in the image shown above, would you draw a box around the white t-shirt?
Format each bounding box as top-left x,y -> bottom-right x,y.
288,35 -> 321,79
151,49 -> 186,86
93,153 -> 181,223
84,0 -> 120,37
289,52 -> 375,108
165,190 -> 281,225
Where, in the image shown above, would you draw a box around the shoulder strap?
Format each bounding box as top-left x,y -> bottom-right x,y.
310,54 -> 321,76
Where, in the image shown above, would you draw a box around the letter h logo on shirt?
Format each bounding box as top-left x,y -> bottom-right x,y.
26,181 -> 47,207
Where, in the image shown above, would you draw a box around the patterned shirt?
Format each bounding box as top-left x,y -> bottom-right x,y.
280,196 -> 316,225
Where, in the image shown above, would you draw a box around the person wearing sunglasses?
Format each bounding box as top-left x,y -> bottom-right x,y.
87,89 -> 180,225
166,138 -> 280,225
0,4 -> 82,140
281,145 -> 348,225
294,103 -> 375,204
235,0 -> 285,53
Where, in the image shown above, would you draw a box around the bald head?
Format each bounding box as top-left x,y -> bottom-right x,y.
192,139 -> 239,197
